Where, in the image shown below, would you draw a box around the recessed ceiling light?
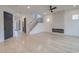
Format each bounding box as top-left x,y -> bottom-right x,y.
73,5 -> 76,7
27,6 -> 30,9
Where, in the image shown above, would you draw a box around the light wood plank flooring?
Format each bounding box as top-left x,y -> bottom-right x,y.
0,32 -> 79,53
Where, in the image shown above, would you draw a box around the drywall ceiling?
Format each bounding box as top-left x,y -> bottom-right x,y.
0,5 -> 79,15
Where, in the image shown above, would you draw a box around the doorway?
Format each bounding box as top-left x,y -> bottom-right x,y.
4,11 -> 13,40
23,17 -> 26,33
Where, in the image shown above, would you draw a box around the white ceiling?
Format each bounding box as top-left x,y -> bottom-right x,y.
1,5 -> 79,15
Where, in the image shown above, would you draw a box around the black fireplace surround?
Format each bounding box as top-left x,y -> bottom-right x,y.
52,28 -> 64,33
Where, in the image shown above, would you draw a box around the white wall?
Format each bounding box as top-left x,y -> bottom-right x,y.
53,11 -> 64,29
43,14 -> 53,32
0,10 -> 4,42
52,9 -> 79,36
64,9 -> 79,36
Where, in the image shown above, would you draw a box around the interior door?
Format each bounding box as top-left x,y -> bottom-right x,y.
23,18 -> 26,33
4,12 -> 13,40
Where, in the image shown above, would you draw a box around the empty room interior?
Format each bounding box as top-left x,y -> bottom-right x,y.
0,5 -> 79,53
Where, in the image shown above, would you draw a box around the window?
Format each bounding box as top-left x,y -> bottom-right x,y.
72,14 -> 79,20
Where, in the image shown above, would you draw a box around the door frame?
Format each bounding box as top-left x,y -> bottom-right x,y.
4,11 -> 13,40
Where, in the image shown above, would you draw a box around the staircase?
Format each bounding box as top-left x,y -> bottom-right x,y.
26,14 -> 43,34
27,19 -> 38,33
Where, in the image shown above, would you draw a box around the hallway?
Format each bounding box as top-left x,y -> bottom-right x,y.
0,32 -> 79,53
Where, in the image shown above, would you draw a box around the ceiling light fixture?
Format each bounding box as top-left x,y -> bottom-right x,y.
27,6 -> 30,9
46,18 -> 50,22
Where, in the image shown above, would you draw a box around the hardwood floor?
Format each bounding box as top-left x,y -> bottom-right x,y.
0,32 -> 79,53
